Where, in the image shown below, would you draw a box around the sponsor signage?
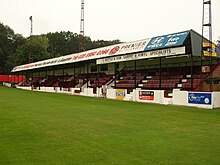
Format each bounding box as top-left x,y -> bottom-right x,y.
12,39 -> 150,72
144,31 -> 189,51
202,66 -> 210,73
116,89 -> 126,100
202,42 -> 217,57
97,47 -> 185,64
139,91 -> 154,100
188,92 -> 212,105
11,31 -> 189,72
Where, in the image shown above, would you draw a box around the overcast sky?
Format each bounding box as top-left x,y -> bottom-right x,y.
1,0 -> 220,43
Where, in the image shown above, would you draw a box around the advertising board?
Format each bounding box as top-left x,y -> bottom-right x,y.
188,92 -> 212,105
116,89 -> 126,100
97,47 -> 185,64
144,32 -> 189,51
139,91 -> 154,100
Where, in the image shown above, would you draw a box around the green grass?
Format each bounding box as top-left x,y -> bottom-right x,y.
0,86 -> 220,165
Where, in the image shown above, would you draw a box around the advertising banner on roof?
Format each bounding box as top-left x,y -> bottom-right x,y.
202,42 -> 217,57
11,31 -> 189,72
96,47 -> 185,64
144,31 -> 189,51
11,39 -> 150,72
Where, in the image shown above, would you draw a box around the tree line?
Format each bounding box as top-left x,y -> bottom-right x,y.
0,22 -> 120,74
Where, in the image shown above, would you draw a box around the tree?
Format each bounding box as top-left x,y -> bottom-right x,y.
46,31 -> 121,57
15,35 -> 50,65
5,34 -> 27,72
0,23 -> 15,73
0,22 -> 27,73
47,31 -> 81,57
90,39 -> 121,50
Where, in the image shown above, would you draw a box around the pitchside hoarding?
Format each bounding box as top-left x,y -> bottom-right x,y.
188,92 -> 212,105
139,91 -> 154,100
116,89 -> 126,100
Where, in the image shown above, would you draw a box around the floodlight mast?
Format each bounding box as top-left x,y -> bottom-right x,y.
202,0 -> 213,91
202,0 -> 212,43
29,16 -> 33,63
79,0 -> 85,52
30,16 -> 33,36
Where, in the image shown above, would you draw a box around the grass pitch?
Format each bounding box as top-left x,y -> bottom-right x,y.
0,86 -> 220,165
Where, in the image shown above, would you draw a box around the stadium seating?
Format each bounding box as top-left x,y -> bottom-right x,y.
19,64 -> 216,92
114,66 -> 209,90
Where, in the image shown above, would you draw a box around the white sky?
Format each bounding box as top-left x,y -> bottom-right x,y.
0,0 -> 220,42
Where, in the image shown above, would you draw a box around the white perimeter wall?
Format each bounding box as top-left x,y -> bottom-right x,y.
173,89 -> 213,109
213,92 -> 220,108
173,89 -> 188,106
10,85 -> 220,109
107,89 -> 116,99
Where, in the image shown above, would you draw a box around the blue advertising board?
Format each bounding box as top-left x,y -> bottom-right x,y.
144,31 -> 189,51
188,92 -> 212,105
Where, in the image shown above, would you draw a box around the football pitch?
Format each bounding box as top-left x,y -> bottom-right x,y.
0,86 -> 220,165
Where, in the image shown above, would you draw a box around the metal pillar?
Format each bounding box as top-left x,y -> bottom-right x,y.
17,73 -> 19,84
53,68 -> 55,77
74,63 -> 76,87
86,63 -> 89,88
114,63 -> 117,88
159,58 -> 162,89
190,54 -> 194,90
97,65 -> 100,88
45,68 -> 48,77
38,71 -> 40,89
31,70 -> 33,89
53,68 -> 55,90
13,74 -> 15,84
134,60 -> 137,89
21,72 -> 23,86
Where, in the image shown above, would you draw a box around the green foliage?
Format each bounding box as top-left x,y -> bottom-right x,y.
91,39 -> 121,49
0,23 -> 23,73
46,31 -> 120,57
0,23 -> 120,73
0,86 -> 220,164
15,35 -> 50,65
46,31 -> 81,57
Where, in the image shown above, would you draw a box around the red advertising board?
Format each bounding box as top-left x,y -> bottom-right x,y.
139,91 -> 154,100
0,75 -> 25,83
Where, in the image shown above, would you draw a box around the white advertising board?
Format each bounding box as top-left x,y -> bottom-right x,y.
97,47 -> 186,64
